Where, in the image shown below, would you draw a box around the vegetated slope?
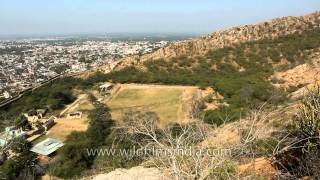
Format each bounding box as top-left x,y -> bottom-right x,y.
105,12 -> 320,71
105,13 -> 320,125
0,73 -> 109,129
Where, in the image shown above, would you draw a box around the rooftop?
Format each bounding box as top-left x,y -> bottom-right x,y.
99,82 -> 113,89
30,138 -> 64,156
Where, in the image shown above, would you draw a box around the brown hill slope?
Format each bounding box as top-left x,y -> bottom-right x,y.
100,12 -> 320,72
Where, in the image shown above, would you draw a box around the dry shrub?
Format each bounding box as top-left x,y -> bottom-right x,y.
273,85 -> 320,179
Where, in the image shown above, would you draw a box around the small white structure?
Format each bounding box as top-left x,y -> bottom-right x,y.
3,91 -> 10,99
99,83 -> 113,94
0,127 -> 27,146
99,83 -> 113,91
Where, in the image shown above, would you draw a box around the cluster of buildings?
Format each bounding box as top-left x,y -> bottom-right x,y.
0,86 -> 114,164
0,108 -> 63,161
0,38 -> 168,100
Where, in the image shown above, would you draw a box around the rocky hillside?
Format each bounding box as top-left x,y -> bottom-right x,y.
103,11 -> 320,128
42,12 -> 320,179
101,12 -> 320,71
74,12 -> 320,179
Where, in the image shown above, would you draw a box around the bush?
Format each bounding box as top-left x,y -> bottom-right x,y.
0,138 -> 37,180
295,86 -> 320,140
207,161 -> 236,180
204,94 -> 214,103
274,86 -> 320,178
270,77 -> 285,84
52,132 -> 93,178
52,103 -> 114,178
254,138 -> 278,156
204,106 -> 242,126
14,115 -> 30,130
287,86 -> 300,93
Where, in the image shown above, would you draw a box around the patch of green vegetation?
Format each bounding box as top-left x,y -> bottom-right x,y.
91,131 -> 141,172
0,138 -> 37,180
287,84 -> 305,93
207,161 -> 236,180
254,138 -> 279,156
51,102 -> 114,178
204,94 -> 214,103
0,72 -> 109,128
204,106 -> 243,126
270,77 -> 286,84
1,78 -> 77,117
287,86 -> 300,93
273,86 -> 320,178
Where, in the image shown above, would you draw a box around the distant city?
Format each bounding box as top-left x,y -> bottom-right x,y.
0,34 -> 195,102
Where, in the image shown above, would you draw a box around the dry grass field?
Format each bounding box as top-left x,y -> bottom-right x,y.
33,117 -> 89,144
106,84 -> 198,127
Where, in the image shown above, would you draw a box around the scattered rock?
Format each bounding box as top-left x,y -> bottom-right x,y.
92,166 -> 165,180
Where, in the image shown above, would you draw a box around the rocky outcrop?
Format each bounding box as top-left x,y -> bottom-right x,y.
104,12 -> 320,71
273,51 -> 320,88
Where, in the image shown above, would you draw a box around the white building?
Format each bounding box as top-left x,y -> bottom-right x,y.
3,91 -> 10,99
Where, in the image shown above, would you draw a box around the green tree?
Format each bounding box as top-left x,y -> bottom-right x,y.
0,138 -> 37,180
52,103 -> 114,178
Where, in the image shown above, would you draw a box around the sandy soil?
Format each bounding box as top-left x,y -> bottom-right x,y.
238,157 -> 277,179
45,118 -> 88,141
273,54 -> 320,90
92,166 -> 165,180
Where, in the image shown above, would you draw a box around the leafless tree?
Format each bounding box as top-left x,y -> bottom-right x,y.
117,110 -> 239,179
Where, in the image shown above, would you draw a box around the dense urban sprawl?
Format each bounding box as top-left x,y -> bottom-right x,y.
0,38 -> 168,101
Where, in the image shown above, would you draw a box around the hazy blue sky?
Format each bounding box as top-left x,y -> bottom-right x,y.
0,0 -> 320,36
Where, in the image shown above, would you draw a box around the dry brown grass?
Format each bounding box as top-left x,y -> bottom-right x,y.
34,117 -> 89,144
105,84 -> 198,127
48,118 -> 88,140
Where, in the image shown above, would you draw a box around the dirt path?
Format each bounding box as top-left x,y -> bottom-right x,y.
59,94 -> 87,117
120,83 -> 198,89
178,88 -> 201,123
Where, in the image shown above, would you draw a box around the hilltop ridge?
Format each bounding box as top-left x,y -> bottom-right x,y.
100,12 -> 320,72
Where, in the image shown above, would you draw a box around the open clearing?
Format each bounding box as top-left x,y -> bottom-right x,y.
33,94 -> 92,143
35,83 -> 199,143
33,117 -> 89,144
105,84 -> 199,127
46,118 -> 88,141
46,94 -> 93,141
